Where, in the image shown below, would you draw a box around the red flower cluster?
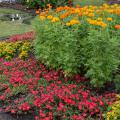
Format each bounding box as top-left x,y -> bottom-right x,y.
18,102 -> 31,111
6,31 -> 35,42
0,58 -> 117,120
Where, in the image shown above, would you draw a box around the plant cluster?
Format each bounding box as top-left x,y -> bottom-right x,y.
0,41 -> 32,60
105,95 -> 120,120
6,31 -> 35,42
24,0 -> 72,9
0,58 -> 117,120
73,0 -> 106,6
33,4 -> 120,90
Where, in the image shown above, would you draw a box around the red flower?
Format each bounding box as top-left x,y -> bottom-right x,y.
0,95 -> 6,101
18,102 -> 31,111
39,110 -> 46,117
11,109 -> 16,114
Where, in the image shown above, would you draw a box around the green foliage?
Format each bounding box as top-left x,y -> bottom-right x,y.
26,0 -> 70,9
33,15 -> 120,90
10,85 -> 28,96
33,17 -> 79,75
84,28 -> 120,87
73,0 -> 106,6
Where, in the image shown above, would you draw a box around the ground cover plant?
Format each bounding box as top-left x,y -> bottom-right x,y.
105,95 -> 120,120
0,32 -> 35,60
0,56 -> 117,120
33,4 -> 120,91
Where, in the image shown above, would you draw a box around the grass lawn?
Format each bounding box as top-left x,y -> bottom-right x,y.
0,8 -> 24,14
0,8 -> 34,38
0,21 -> 34,38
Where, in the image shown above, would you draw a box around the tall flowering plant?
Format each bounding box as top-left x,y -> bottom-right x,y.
33,4 -> 120,90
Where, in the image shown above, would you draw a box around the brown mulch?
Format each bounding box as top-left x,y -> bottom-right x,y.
0,113 -> 35,120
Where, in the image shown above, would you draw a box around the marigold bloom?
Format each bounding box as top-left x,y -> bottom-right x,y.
115,24 -> 120,29
47,15 -> 53,19
106,17 -> 113,21
39,15 -> 46,20
51,17 -> 60,22
97,17 -> 103,21
69,19 -> 80,26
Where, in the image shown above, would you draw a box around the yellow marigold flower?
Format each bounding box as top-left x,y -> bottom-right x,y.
86,18 -> 91,22
66,22 -> 71,26
74,8 -> 80,13
87,13 -> 94,17
106,17 -> 113,22
51,17 -> 60,22
100,22 -> 107,27
107,9 -> 114,13
83,11 -> 89,15
47,15 -> 53,19
97,17 -> 103,21
69,19 -> 80,25
39,15 -> 46,20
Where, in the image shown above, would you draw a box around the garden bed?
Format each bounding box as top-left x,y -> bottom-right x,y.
0,32 -> 118,120
0,2 -> 120,120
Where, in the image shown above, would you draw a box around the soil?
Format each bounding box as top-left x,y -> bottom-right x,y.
0,2 -> 36,15
0,113 -> 35,120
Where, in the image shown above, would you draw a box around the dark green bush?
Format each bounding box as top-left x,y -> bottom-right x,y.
26,0 -> 71,9
33,16 -> 120,89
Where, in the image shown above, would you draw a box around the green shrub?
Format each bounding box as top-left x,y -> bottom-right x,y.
84,28 -> 120,87
33,10 -> 120,89
73,0 -> 106,6
26,0 -> 71,9
33,17 -> 80,75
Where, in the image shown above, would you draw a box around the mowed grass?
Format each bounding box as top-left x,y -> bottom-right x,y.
0,8 -> 23,14
0,21 -> 34,38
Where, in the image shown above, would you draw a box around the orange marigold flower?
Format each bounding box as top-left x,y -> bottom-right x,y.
78,13 -> 82,17
115,24 -> 120,29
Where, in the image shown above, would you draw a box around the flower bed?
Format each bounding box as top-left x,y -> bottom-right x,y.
0,41 -> 32,60
6,31 -> 35,42
105,95 -> 120,120
0,32 -> 35,60
0,57 -> 117,120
